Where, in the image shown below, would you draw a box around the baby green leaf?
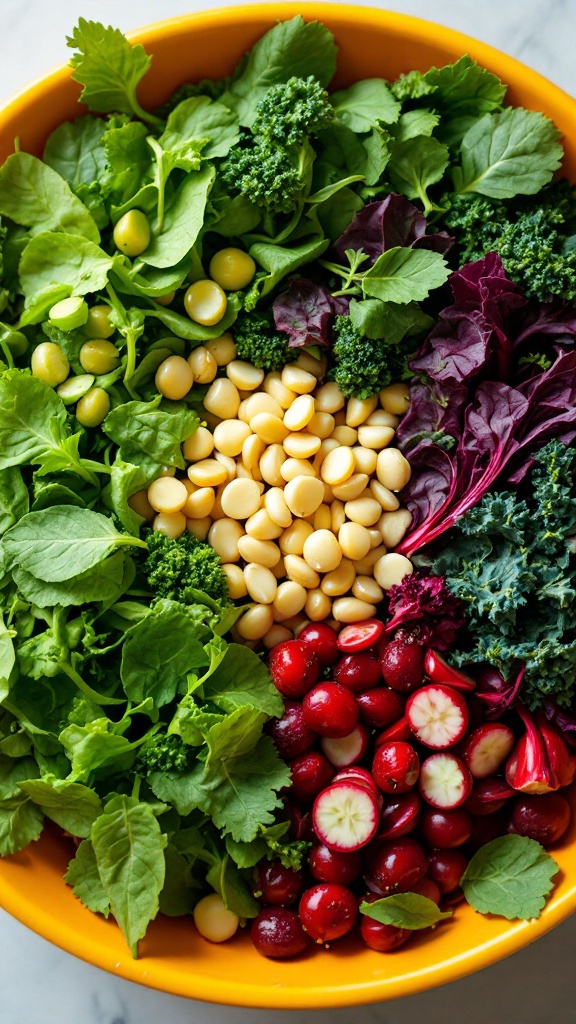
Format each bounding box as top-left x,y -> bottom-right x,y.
331,79 -> 400,132
91,795 -> 166,956
102,394 -> 199,469
67,18 -> 160,125
121,601 -> 208,708
0,153 -> 100,241
453,107 -> 563,198
202,643 -> 284,717
0,467 -> 29,534
0,795 -> 44,855
19,775 -> 103,838
461,835 -> 559,919
360,893 -> 453,929
12,551 -> 129,608
141,164 -> 215,268
2,506 -> 146,583
162,96 -> 240,160
248,237 -> 330,302
0,373 -> 89,479
64,839 -> 111,917
43,115 -> 108,188
362,247 -> 450,303
388,136 -> 450,215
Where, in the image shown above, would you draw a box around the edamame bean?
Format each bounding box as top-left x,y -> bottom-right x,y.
155,355 -> 194,400
184,279 -> 227,326
79,339 -> 121,375
113,209 -> 151,256
75,386 -> 111,427
31,342 -> 69,387
209,247 -> 256,290
83,304 -> 115,339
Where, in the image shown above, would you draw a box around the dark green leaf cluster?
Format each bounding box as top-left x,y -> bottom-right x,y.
442,182 -> 576,301
233,309 -> 291,371
144,530 -> 231,607
220,76 -> 333,214
432,442 -> 576,708
330,314 -> 401,399
137,731 -> 195,775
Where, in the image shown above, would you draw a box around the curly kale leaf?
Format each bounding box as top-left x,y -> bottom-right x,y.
143,531 -> 231,608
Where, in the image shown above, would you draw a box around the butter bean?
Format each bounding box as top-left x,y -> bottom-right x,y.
280,458 -> 316,482
330,499 -> 346,534
263,625 -> 293,649
147,476 -> 188,514
187,459 -> 228,487
331,425 -> 358,447
205,333 -> 237,366
321,446 -> 355,486
313,503 -> 332,531
366,409 -> 399,428
332,473 -> 370,501
245,508 -> 284,540
357,425 -> 395,450
214,451 -> 237,482
250,412 -> 289,445
321,559 -> 355,596
338,521 -> 372,561
283,554 -> 320,589
378,508 -> 413,548
283,394 -> 315,431
380,382 -> 411,415
244,392 -> 283,420
352,446 -> 378,475
264,487 -> 293,528
344,496 -> 382,527
374,552 -> 414,590
236,605 -> 274,640
273,581 -> 308,618
153,511 -> 187,538
212,419 -> 252,457
284,475 -> 325,518
183,486 -> 215,519
305,589 -> 332,621
314,381 -> 345,413
183,426 -> 214,462
281,365 -> 316,395
302,530 -> 342,573
332,597 -> 377,623
376,449 -> 412,491
186,516 -> 212,541
237,535 -> 281,568
226,360 -> 265,391
283,432 -> 321,459
222,563 -> 247,600
208,518 -> 244,561
308,412 -> 335,439
203,377 -> 240,419
244,563 -> 277,604
242,433 -> 266,470
346,395 -> 378,427
279,519 -> 314,556
352,575 -> 384,604
263,372 -> 296,409
188,346 -> 217,384
259,444 -> 287,486
370,479 -> 400,511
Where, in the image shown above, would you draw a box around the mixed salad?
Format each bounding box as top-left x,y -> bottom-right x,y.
0,16 -> 574,960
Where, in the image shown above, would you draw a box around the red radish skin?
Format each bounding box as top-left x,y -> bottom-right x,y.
375,716 -> 412,744
255,860 -> 302,906
320,725 -> 370,768
299,883 -> 358,942
357,688 -> 405,729
461,722 -> 515,778
421,806 -> 473,848
364,837 -> 428,895
419,752 -> 473,809
337,619 -> 383,653
268,702 -> 315,761
469,810 -> 510,850
269,640 -> 319,699
380,635 -> 425,693
303,682 -> 359,738
423,649 -> 476,692
510,792 -> 571,847
411,876 -> 442,905
289,752 -> 334,805
312,781 -> 380,852
251,907 -> 308,959
406,684 -> 469,749
332,766 -> 380,795
372,742 -> 420,794
464,776 -> 516,816
375,791 -> 422,842
360,895 -> 413,952
308,843 -> 363,885
335,653 -> 381,693
298,622 -> 340,667
427,850 -> 468,894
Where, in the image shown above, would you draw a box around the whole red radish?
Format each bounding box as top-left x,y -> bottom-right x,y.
335,652 -> 381,693
255,860 -> 302,906
510,792 -> 571,846
299,883 -> 357,942
364,837 -> 428,895
357,688 -> 405,729
289,752 -> 334,805
380,633 -> 424,693
268,702 -> 315,760
372,742 -> 420,794
251,907 -> 308,958
269,640 -> 319,698
376,791 -> 421,842
303,682 -> 359,738
308,843 -> 363,885
298,622 -> 340,667
421,806 -> 472,848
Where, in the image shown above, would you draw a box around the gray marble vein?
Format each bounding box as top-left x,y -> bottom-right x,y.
0,1 -> 575,1022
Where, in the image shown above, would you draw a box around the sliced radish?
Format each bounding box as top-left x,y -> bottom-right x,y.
332,766 -> 380,795
312,781 -> 380,852
320,725 -> 370,768
461,722 -> 515,778
419,752 -> 473,809
423,649 -> 476,692
464,776 -> 515,816
406,684 -> 469,749
337,619 -> 383,653
374,716 -> 412,745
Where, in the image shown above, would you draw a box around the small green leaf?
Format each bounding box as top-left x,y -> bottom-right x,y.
67,18 -> 157,124
362,247 -> 450,304
0,153 -> 99,241
19,775 -> 103,838
360,892 -> 453,930
331,79 -> 400,132
461,835 -> 559,920
64,838 -> 111,917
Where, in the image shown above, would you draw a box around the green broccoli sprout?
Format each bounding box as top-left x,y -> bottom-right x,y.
144,530 -> 231,607
330,315 -> 400,399
233,309 -> 291,371
442,181 -> 576,301
220,76 -> 334,214
137,731 -> 195,775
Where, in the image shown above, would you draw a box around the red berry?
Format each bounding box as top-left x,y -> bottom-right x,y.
364,837 -> 428,895
303,682 -> 359,738
359,895 -> 412,951
308,843 -> 363,885
380,634 -> 424,692
357,687 -> 405,728
411,876 -> 442,905
374,716 -> 412,744
298,623 -> 340,667
268,702 -> 315,760
510,792 -> 571,847
376,791 -> 421,842
299,883 -> 357,942
372,741 -> 420,794
421,806 -> 473,848
250,907 -> 308,958
337,619 -> 383,653
335,653 -> 381,693
255,860 -> 302,906
269,640 -> 319,699
468,810 -> 510,850
427,850 -> 468,894
464,776 -> 515,816
289,751 -> 334,804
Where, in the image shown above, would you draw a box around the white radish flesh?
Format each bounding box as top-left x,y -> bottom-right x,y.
312,781 -> 380,851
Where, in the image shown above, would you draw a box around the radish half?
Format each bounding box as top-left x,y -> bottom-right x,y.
312,781 -> 380,852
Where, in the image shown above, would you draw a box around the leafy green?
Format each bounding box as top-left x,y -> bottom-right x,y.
361,247 -> 450,303
64,838 -> 111,916
43,116 -> 108,189
461,836 -> 559,920
19,775 -> 103,837
360,893 -> 452,929
120,600 -> 209,708
388,136 -> 450,215
0,794 -> 44,855
140,164 -> 216,268
0,153 -> 100,241
102,394 -> 198,470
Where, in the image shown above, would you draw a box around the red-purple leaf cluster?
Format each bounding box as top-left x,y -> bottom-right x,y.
333,194 -> 454,265
473,664 -> 525,718
384,572 -> 466,651
272,278 -> 347,348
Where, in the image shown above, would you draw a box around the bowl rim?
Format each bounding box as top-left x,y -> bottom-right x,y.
0,1 -> 575,1008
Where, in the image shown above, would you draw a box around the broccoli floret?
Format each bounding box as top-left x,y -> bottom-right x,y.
220,76 -> 334,215
233,309 -> 291,371
443,182 -> 576,302
137,732 -> 194,775
330,315 -> 398,399
144,530 -> 231,606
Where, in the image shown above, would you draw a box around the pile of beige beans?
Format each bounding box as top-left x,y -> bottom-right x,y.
131,334 -> 416,647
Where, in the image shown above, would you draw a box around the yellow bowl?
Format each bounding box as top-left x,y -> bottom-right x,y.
0,2 -> 575,1008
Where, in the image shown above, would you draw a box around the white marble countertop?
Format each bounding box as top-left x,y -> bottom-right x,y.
0,1 -> 575,1021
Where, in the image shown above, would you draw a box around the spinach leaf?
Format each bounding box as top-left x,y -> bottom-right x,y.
461,836 -> 559,920
59,719 -> 136,779
141,164 -> 216,268
0,755 -> 39,799
103,120 -> 153,206
0,468 -> 29,535
247,236 -> 330,303
205,851 -> 260,918
18,233 -> 116,323
102,394 -> 199,469
64,838 -> 111,916
0,153 -> 99,241
162,96 -> 240,160
0,794 -> 44,855
103,458 -> 148,535
43,115 -> 108,188
91,794 -> 166,956
121,601 -> 209,708
362,247 -> 450,303
331,79 -> 400,132
19,775 -> 103,837
12,551 -> 129,608
360,892 -> 452,929
203,643 -> 283,717
388,136 -> 450,215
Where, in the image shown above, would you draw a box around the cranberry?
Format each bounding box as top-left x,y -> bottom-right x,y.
376,791 -> 421,842
360,910 -> 412,952
285,802 -> 312,841
268,702 -> 315,760
411,876 -> 442,905
337,619 -> 383,653
372,742 -> 420,794
464,776 -> 515,816
333,766 -> 380,795
380,634 -> 424,692
375,717 -> 412,744
269,640 -> 319,699
250,907 -> 308,959
510,792 -> 571,847
298,622 -> 340,667
468,810 -> 510,850
289,751 -> 334,804
308,843 -> 363,885
255,859 -> 303,906
303,682 -> 359,738
421,807 -> 473,849
427,849 -> 468,894
335,653 -> 381,693
364,837 -> 428,895
299,883 -> 357,942
357,687 -> 405,728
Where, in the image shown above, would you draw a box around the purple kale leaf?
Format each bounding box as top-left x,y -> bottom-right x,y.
273,278 -> 346,348
333,194 -> 453,265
